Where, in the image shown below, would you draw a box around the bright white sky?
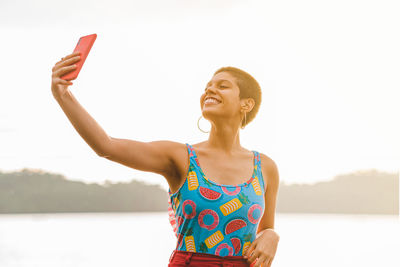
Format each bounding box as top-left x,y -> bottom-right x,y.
0,0 -> 399,191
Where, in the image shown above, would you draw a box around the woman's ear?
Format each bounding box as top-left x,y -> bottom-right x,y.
241,98 -> 255,113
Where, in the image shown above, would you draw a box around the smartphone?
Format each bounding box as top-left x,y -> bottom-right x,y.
61,33 -> 97,81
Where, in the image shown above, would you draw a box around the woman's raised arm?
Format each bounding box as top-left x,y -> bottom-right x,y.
50,51 -> 179,178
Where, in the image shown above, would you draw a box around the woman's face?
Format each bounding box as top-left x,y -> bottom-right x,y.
200,71 -> 243,121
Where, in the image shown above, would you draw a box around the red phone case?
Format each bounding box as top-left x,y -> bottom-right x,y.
61,33 -> 97,81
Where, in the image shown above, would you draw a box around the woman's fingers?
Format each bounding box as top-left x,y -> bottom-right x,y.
52,64 -> 77,78
55,77 -> 73,85
55,51 -> 79,64
248,253 -> 257,265
249,251 -> 264,265
50,53 -> 79,97
62,51 -> 81,61
266,257 -> 273,267
254,255 -> 268,267
53,55 -> 81,71
54,51 -> 81,68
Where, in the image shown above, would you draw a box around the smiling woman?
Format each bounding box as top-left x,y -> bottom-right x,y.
51,56 -> 279,267
205,66 -> 262,129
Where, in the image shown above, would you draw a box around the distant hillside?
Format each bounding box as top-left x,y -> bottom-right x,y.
277,169 -> 398,215
0,168 -> 168,213
0,168 -> 398,214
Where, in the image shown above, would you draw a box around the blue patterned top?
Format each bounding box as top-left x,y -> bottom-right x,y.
168,143 -> 266,256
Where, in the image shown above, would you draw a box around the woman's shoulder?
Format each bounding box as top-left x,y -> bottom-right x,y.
258,152 -> 279,191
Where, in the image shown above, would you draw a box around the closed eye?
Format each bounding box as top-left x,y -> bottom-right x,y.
204,85 -> 228,91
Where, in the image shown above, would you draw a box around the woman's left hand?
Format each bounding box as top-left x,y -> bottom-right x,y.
244,229 -> 280,267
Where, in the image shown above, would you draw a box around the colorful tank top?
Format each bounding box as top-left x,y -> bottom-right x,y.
167,143 -> 266,257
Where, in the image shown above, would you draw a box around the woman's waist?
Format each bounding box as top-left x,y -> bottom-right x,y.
172,249 -> 247,260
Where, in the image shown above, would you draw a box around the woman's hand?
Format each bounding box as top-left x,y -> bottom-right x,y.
51,51 -> 81,100
244,229 -> 280,267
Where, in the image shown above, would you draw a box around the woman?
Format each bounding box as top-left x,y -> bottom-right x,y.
51,51 -> 280,267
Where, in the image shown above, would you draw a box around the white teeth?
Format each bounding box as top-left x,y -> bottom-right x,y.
205,98 -> 220,104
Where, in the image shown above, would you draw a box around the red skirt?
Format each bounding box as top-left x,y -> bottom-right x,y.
168,249 -> 257,267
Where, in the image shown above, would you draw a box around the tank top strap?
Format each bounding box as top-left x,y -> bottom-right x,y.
253,150 -> 267,193
185,143 -> 195,157
185,143 -> 202,168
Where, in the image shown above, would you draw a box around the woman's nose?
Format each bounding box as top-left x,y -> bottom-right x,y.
205,86 -> 217,94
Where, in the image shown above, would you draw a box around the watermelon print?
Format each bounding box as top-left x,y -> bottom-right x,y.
167,143 -> 265,256
224,218 -> 247,235
230,237 -> 242,254
199,186 -> 222,201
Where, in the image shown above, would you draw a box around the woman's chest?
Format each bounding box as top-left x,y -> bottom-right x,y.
193,153 -> 255,186
173,172 -> 265,230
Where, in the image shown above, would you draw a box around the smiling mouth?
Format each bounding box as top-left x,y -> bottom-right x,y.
204,98 -> 222,105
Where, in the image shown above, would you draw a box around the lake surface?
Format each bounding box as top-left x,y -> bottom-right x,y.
0,212 -> 398,267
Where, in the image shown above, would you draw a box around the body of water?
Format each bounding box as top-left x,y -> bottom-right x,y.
0,212 -> 398,267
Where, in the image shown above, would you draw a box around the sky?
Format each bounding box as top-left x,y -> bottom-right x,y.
0,0 -> 399,192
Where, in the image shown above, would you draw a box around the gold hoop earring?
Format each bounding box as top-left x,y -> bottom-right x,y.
197,115 -> 210,133
241,111 -> 247,129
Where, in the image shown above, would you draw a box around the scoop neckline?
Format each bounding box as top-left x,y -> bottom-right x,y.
187,143 -> 257,187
